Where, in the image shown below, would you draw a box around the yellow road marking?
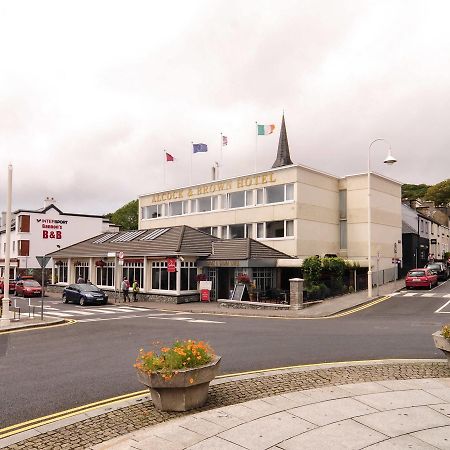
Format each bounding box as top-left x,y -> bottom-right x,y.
1,354 -> 418,439
0,389 -> 148,438
0,319 -> 76,335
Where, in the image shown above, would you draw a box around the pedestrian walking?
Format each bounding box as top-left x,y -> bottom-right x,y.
132,280 -> 139,302
121,277 -> 131,302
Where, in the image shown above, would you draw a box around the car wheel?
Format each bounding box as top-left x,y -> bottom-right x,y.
79,297 -> 86,306
62,294 -> 69,304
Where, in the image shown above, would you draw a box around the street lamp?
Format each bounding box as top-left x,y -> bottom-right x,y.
367,139 -> 397,298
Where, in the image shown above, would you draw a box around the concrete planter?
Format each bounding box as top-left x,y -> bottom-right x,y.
432,331 -> 450,365
136,356 -> 221,411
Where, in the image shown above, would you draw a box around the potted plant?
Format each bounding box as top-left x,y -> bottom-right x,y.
134,339 -> 221,411
433,324 -> 450,365
95,260 -> 106,267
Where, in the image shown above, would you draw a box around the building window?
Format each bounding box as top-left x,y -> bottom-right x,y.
257,222 -> 265,238
266,220 -> 287,238
12,241 -> 15,252
266,185 -> 285,204
253,268 -> 275,291
256,189 -> 264,205
152,261 -> 176,290
246,223 -> 253,238
257,220 -> 293,238
180,261 -> 197,290
228,191 -> 245,208
229,224 -> 245,238
198,226 -> 219,237
340,221 -> 347,249
123,261 -> 144,288
143,204 -> 164,219
169,201 -> 185,216
96,262 -> 115,287
18,215 -> 30,232
75,261 -> 89,282
56,262 -> 68,283
286,184 -> 294,201
197,196 -> 213,212
18,240 -> 30,256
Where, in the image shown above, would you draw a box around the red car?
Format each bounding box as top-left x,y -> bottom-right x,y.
0,279 -> 16,294
14,279 -> 43,297
405,268 -> 438,290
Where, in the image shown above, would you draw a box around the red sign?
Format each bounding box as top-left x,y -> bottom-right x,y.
167,258 -> 177,273
201,289 -> 210,302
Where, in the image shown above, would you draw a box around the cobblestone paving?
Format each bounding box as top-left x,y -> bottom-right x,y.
5,362 -> 450,450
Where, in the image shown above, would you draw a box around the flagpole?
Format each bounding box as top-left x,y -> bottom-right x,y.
190,142 -> 193,185
255,121 -> 258,172
220,132 -> 223,179
163,150 -> 166,188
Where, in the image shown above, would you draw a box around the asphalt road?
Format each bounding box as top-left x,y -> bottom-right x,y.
1,281 -> 449,428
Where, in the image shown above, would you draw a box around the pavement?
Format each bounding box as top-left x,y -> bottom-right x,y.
95,375 -> 450,450
1,360 -> 449,449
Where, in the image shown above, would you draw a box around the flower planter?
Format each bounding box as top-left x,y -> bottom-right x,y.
136,356 -> 221,411
432,331 -> 450,365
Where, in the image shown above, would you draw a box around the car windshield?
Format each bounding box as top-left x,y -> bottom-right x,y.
76,284 -> 101,292
24,280 -> 40,287
408,271 -> 426,277
426,264 -> 441,270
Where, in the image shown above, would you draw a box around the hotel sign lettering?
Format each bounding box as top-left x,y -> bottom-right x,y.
150,173 -> 277,204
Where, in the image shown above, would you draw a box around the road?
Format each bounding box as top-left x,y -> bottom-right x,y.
1,280 -> 449,428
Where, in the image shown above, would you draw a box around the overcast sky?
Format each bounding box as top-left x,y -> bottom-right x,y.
1,0 -> 449,215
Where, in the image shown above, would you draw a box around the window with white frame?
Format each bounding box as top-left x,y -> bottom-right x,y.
228,191 -> 245,208
256,188 -> 264,205
257,220 -> 294,238
57,261 -> 68,283
198,226 -> 219,237
123,261 -> 144,288
266,185 -> 286,204
143,204 -> 165,219
96,262 -> 115,287
229,224 -> 245,238
180,261 -> 197,290
75,261 -> 89,282
197,196 -> 213,212
152,261 -> 176,290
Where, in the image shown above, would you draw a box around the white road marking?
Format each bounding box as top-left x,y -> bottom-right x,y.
388,292 -> 401,296
403,293 -> 417,296
421,293 -> 436,297
444,294 -> 450,298
43,311 -> 73,317
82,308 -> 116,314
58,309 -> 95,316
435,300 -> 450,314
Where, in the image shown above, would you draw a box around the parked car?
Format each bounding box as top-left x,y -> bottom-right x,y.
425,262 -> 449,281
0,279 -> 16,294
62,283 -> 108,306
405,268 -> 438,289
15,279 -> 43,297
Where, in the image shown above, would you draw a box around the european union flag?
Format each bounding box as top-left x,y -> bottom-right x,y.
193,143 -> 208,153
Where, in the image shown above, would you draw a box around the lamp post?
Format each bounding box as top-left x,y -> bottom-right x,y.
1,164 -> 13,325
367,139 -> 397,298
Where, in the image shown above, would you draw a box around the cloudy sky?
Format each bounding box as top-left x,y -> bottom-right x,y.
1,0 -> 449,215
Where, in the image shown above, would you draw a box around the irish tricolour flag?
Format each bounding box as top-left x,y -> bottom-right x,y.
257,124 -> 275,135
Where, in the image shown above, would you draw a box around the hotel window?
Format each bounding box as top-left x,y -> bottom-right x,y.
212,196 -> 219,210
123,260 -> 144,288
198,226 -> 218,237
245,190 -> 254,206
266,185 -> 285,204
246,223 -> 253,238
229,224 -> 245,238
18,240 -> 30,256
96,262 -> 115,287
256,189 -> 264,205
221,226 -> 229,239
152,261 -> 176,290
169,200 -> 186,216
228,191 -> 245,208
180,261 -> 197,290
57,261 -> 68,283
286,183 -> 294,201
257,220 -> 294,238
197,196 -> 213,212
144,204 -> 164,219
75,261 -> 89,282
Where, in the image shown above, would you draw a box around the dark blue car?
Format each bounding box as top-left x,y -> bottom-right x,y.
62,283 -> 108,306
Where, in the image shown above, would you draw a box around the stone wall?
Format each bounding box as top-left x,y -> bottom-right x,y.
218,299 -> 290,311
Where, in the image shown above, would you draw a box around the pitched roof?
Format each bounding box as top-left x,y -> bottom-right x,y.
272,114 -> 293,168
402,221 -> 418,234
49,226 -> 292,261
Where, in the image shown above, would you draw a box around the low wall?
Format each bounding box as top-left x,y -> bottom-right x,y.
46,285 -> 200,304
219,299 -> 290,311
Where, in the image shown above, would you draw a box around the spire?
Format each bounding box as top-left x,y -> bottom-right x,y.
272,114 -> 293,168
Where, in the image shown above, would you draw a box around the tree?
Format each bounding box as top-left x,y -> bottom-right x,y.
401,183 -> 429,200
424,179 -> 450,206
110,200 -> 138,230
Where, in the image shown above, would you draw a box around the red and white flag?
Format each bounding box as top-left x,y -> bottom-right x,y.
222,135 -> 228,147
166,152 -> 174,162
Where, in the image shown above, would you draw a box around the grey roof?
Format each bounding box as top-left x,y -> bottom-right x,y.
49,226 -> 292,261
402,221 -> 418,234
272,114 -> 293,168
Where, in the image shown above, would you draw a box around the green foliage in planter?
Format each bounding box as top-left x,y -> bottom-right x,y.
442,324 -> 450,340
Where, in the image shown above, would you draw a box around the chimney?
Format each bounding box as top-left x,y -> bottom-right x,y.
44,197 -> 55,208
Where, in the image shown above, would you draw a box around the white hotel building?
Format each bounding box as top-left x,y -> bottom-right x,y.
139,117 -> 403,285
